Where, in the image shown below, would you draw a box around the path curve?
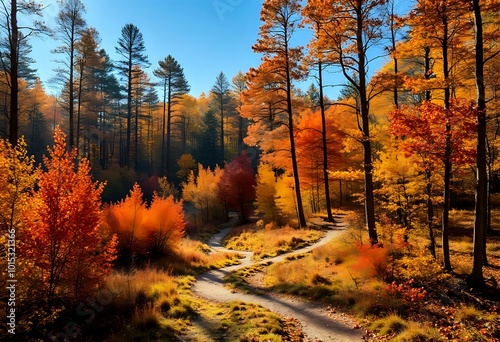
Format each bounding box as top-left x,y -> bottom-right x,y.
192,218 -> 364,342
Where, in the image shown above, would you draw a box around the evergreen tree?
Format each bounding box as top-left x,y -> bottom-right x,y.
153,55 -> 190,178
0,0 -> 45,145
210,71 -> 230,163
196,108 -> 220,169
53,0 -> 87,148
115,23 -> 149,167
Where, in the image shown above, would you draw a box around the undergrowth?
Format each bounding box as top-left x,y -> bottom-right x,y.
224,210 -> 500,341
223,222 -> 324,260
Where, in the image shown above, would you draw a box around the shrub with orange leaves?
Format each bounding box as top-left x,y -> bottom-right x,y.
21,127 -> 117,307
104,183 -> 186,257
350,243 -> 390,279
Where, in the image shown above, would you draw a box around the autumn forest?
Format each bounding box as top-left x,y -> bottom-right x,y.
1,0 -> 500,341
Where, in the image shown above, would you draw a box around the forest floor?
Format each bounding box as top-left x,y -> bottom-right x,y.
187,215 -> 365,341
182,211 -> 500,342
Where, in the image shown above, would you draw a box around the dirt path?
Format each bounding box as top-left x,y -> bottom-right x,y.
192,218 -> 364,342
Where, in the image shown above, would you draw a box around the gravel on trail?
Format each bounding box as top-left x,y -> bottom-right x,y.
192,218 -> 364,342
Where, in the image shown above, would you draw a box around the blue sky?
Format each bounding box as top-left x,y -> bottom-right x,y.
31,0 -> 266,97
29,0 -> 409,100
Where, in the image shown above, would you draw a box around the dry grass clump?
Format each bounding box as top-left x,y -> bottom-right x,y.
370,314 -> 408,335
99,269 -> 197,340
172,238 -> 242,272
224,224 -> 323,260
145,238 -> 243,275
391,322 -> 442,342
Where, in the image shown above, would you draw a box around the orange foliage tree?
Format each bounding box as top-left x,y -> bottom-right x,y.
304,0 -> 388,243
104,183 -> 185,257
21,127 -> 117,309
390,99 -> 477,258
295,108 -> 345,214
249,0 -> 307,227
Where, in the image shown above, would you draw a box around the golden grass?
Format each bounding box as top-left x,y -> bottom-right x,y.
104,268 -> 178,310
224,224 -> 324,260
100,269 -> 197,340
166,238 -> 242,274
181,298 -> 302,342
455,305 -> 483,323
370,314 -> 408,335
391,322 -> 442,342
446,209 -> 500,281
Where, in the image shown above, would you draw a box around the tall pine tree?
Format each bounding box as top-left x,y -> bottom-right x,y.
115,23 -> 149,167
153,55 -> 190,178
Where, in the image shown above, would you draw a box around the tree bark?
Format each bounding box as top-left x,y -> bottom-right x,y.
9,0 -> 18,146
442,13 -> 452,272
161,79 -> 167,174
166,77 -> 172,179
357,6 -> 377,244
318,59 -> 334,222
471,0 -> 486,287
126,58 -> 132,167
285,26 -> 306,229
426,169 -> 436,258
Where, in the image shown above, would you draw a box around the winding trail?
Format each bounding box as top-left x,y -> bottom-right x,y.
192,218 -> 364,341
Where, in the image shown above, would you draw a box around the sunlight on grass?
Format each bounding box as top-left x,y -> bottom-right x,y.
182,299 -> 303,342
392,321 -> 442,342
224,223 -> 324,260
370,314 -> 408,335
101,269 -> 197,339
168,238 -> 242,273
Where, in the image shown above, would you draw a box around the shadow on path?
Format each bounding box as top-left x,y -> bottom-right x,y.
192,216 -> 363,342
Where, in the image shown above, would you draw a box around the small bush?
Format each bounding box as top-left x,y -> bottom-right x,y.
392,322 -> 442,342
455,305 -> 482,323
370,314 -> 408,335
131,304 -> 161,331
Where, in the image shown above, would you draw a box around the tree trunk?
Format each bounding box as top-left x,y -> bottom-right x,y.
389,1 -> 399,109
284,33 -> 306,229
9,0 -> 18,146
166,78 -> 172,179
134,89 -> 139,170
76,68 -> 84,154
426,169 -> 436,258
441,13 -> 452,272
424,47 -> 432,101
357,10 -> 377,243
161,79 -> 167,175
318,59 -> 334,222
126,59 -> 132,167
471,0 -> 486,287
69,28 -> 76,148
220,94 -> 224,163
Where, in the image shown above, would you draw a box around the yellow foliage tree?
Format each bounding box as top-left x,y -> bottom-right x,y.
0,138 -> 37,289
255,163 -> 305,226
0,138 -> 37,235
176,153 -> 196,181
255,163 -> 282,224
373,143 -> 426,235
182,163 -> 224,222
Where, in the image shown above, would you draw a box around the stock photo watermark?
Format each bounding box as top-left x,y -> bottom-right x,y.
6,228 -> 17,335
47,288 -> 114,341
213,0 -> 243,21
